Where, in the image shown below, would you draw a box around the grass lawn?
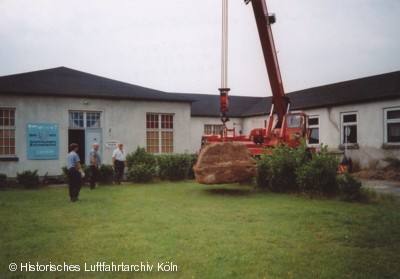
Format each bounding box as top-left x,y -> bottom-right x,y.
1,181 -> 399,279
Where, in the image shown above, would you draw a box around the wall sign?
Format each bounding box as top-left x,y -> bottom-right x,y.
105,140 -> 118,148
27,123 -> 59,160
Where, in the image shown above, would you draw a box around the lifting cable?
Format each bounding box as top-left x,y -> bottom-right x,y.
219,0 -> 230,132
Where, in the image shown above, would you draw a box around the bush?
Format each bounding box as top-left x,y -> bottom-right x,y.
257,143 -> 308,193
128,163 -> 155,183
0,173 -> 7,189
337,172 -> 364,202
256,155 -> 270,190
98,164 -> 114,184
126,147 -> 157,170
158,153 -> 193,181
256,143 -> 343,198
297,145 -> 339,197
17,170 -> 40,189
126,147 -> 157,183
188,154 -> 198,179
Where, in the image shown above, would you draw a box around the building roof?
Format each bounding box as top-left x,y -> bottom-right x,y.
0,67 -> 195,103
190,70 -> 400,117
1,67 -> 399,117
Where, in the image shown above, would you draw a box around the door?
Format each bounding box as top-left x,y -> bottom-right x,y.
85,129 -> 102,164
68,130 -> 85,164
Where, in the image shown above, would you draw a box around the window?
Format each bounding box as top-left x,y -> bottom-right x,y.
384,108 -> 400,144
286,114 -> 302,128
204,124 -> 224,135
69,111 -> 101,128
146,113 -> 174,154
341,112 -> 357,145
0,108 -> 16,157
308,116 -> 319,144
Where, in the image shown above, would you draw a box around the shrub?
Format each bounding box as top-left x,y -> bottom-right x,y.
0,173 -> 7,189
98,164 -> 114,184
128,163 -> 155,183
256,154 -> 270,190
126,147 -> 157,183
337,172 -> 364,202
126,147 -> 157,170
62,166 -> 68,178
297,145 -> 339,196
158,153 -> 192,181
263,143 -> 308,193
188,154 -> 198,179
257,142 -> 342,197
17,170 -> 40,189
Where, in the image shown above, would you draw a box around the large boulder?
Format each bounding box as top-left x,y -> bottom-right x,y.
193,142 -> 257,184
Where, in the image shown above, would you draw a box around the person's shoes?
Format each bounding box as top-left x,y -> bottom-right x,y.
71,197 -> 79,202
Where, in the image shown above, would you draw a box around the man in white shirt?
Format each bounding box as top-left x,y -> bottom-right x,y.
112,143 -> 126,185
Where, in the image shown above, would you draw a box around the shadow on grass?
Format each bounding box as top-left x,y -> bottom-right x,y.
204,187 -> 253,197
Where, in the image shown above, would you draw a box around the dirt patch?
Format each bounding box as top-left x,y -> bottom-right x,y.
353,166 -> 400,181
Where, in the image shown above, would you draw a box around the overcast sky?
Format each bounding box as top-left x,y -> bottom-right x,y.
1,0 -> 399,97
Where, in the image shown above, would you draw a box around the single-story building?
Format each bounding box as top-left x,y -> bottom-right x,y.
1,67 -> 399,178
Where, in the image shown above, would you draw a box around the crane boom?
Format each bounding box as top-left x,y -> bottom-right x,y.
246,0 -> 289,125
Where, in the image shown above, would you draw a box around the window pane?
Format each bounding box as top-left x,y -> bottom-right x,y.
0,109 -> 16,156
387,123 -> 400,143
387,110 -> 400,120
86,112 -> 100,128
146,114 -> 158,129
308,117 -> 319,126
0,108 -> 15,127
161,114 -> 173,129
161,131 -> 173,153
343,114 -> 357,123
69,112 -> 84,128
309,128 -> 319,144
204,125 -> 212,134
146,131 -> 159,154
343,125 -> 357,144
213,125 -> 223,135
287,114 -> 301,128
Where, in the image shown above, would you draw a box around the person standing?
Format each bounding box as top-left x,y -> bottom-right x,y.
89,142 -> 101,189
112,143 -> 126,185
67,143 -> 85,202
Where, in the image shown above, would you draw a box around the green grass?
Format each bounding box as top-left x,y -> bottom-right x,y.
0,182 -> 399,279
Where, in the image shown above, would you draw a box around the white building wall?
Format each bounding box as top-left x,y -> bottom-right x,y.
303,100 -> 400,169
0,96 -> 191,177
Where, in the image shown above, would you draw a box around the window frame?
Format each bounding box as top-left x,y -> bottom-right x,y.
68,111 -> 101,129
204,124 -> 224,135
146,113 -> 174,154
307,115 -> 319,145
0,107 -> 17,159
384,107 -> 400,146
340,111 -> 358,147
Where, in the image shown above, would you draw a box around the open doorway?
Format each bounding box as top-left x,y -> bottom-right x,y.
68,129 -> 85,164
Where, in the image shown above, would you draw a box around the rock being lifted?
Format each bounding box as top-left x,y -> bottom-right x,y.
193,142 -> 257,185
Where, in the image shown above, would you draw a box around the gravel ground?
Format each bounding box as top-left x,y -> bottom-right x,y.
361,179 -> 400,199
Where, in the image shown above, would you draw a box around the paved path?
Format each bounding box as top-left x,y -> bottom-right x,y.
361,179 -> 400,199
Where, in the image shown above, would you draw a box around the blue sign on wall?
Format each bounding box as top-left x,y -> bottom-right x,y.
27,123 -> 59,160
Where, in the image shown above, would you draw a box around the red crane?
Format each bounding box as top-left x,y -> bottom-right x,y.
202,0 -> 309,156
